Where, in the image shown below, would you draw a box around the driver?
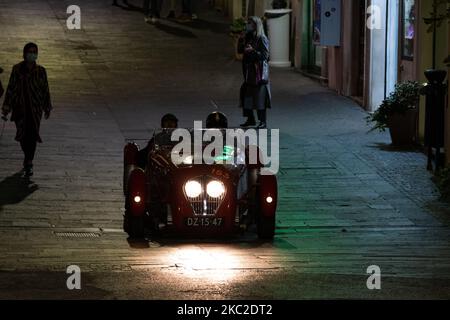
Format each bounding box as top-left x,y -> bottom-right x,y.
137,113 -> 178,168
206,111 -> 228,129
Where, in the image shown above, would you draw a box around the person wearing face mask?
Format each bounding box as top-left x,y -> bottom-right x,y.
1,43 -> 53,177
238,16 -> 271,129
0,67 -> 4,101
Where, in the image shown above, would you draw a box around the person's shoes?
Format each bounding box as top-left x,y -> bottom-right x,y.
177,14 -> 192,23
240,119 -> 256,128
145,15 -> 158,24
23,165 -> 33,178
166,10 -> 176,19
256,121 -> 267,129
191,13 -> 198,20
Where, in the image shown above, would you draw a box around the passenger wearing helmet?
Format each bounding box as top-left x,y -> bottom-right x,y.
137,113 -> 178,169
206,111 -> 228,129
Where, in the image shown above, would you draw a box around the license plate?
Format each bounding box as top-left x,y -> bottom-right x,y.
185,217 -> 224,227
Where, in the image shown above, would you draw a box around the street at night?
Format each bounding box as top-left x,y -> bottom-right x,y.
1,0 -> 450,302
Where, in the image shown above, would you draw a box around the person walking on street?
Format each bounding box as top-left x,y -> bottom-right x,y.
238,16 -> 271,129
166,0 -> 176,19
144,0 -> 163,24
0,67 -> 4,100
178,0 -> 198,22
1,43 -> 53,177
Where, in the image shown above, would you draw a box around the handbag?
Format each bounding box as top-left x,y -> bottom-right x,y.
255,60 -> 269,85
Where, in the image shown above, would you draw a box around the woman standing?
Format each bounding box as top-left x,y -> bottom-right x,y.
238,16 -> 271,129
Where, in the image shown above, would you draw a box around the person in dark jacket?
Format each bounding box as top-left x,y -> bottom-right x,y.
238,16 -> 271,129
1,43 -> 52,177
0,67 -> 4,100
137,113 -> 179,169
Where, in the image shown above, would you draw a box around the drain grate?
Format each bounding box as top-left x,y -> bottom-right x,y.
54,232 -> 101,238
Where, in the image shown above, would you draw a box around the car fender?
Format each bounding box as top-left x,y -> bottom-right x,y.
124,143 -> 139,195
127,168 -> 147,217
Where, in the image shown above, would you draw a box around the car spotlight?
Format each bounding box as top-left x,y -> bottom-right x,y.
185,180 -> 202,198
206,180 -> 225,198
266,196 -> 273,204
134,196 -> 141,203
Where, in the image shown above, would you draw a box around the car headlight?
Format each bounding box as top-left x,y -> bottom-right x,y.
185,180 -> 202,198
206,180 -> 225,198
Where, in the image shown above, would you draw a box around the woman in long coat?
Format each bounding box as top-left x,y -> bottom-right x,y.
0,67 -> 4,99
238,16 -> 272,129
1,43 -> 52,177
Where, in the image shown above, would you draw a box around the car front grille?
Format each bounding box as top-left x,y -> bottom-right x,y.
187,176 -> 225,216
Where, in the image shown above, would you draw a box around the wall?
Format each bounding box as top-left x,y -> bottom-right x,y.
364,0 -> 400,111
367,0 -> 387,111
254,0 -> 272,17
291,0 -> 303,68
417,0 -> 449,146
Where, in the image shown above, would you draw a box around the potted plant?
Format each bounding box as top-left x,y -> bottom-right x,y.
229,17 -> 246,61
367,81 -> 423,146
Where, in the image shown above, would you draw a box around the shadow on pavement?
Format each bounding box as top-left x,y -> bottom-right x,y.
113,1 -> 145,13
172,19 -> 229,34
369,142 -> 423,153
0,172 -> 38,211
154,23 -> 198,38
125,232 -> 287,249
127,238 -> 151,248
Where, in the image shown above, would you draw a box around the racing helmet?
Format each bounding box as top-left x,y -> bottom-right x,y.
206,112 -> 228,129
161,113 -> 178,128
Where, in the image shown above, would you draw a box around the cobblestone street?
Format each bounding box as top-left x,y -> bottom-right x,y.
1,0 -> 450,299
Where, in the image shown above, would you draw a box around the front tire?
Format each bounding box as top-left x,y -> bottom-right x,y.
257,214 -> 275,240
126,215 -> 145,238
254,187 -> 276,240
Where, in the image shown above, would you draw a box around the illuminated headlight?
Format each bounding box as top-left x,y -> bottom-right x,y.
134,196 -> 141,203
185,180 -> 202,198
206,181 -> 225,198
266,196 -> 273,204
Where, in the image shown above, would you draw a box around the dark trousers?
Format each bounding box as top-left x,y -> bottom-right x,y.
182,0 -> 192,14
244,109 -> 266,123
144,0 -> 163,17
20,138 -> 37,167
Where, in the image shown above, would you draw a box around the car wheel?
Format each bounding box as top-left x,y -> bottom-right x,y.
128,216 -> 145,238
255,187 -> 275,240
256,213 -> 275,240
247,168 -> 259,223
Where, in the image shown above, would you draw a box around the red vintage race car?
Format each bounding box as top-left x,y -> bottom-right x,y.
122,128 -> 277,240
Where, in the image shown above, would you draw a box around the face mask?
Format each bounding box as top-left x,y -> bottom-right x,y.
246,24 -> 255,33
25,53 -> 38,63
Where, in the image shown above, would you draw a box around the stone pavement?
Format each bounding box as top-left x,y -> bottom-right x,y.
0,0 -> 450,299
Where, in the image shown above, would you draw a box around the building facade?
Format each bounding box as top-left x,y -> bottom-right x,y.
224,0 -> 449,163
